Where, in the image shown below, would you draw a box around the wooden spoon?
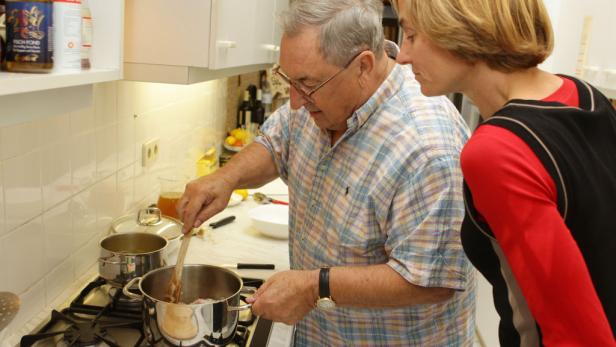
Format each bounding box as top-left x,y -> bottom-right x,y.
167,232 -> 193,303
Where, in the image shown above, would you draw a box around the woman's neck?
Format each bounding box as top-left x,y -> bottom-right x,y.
463,65 -> 563,119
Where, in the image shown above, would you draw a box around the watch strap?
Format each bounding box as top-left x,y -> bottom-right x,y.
319,267 -> 330,298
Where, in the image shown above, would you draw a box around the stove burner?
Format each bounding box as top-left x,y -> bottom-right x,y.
107,286 -> 143,309
62,320 -> 106,346
19,276 -> 267,347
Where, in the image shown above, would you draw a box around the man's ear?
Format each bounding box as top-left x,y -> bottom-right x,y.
357,52 -> 376,85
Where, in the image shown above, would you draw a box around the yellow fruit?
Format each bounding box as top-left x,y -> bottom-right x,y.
234,129 -> 248,141
234,189 -> 248,200
225,136 -> 237,146
230,128 -> 241,137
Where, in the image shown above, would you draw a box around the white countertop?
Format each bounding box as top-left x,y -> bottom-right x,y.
176,179 -> 291,280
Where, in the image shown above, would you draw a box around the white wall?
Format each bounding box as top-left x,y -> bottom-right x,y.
542,0 -> 616,95
0,78 -> 228,343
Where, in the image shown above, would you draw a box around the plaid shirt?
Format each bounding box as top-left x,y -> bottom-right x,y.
257,64 -> 476,346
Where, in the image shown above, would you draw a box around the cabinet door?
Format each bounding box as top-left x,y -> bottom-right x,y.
125,0 -> 212,68
252,0 -> 278,65
209,0 -> 260,69
273,0 -> 289,51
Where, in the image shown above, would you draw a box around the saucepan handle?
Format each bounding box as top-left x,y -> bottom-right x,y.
122,277 -> 144,300
228,286 -> 258,311
98,255 -> 125,265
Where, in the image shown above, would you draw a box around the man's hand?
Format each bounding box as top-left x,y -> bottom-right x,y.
176,173 -> 235,234
246,270 -> 319,325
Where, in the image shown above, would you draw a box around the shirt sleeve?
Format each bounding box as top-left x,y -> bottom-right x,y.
254,102 -> 291,182
386,151 -> 470,291
461,125 -> 615,347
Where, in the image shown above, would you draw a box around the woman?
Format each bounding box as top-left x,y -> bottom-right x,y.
392,0 -> 616,346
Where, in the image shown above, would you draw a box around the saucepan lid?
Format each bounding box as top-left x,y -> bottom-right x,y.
110,206 -> 183,242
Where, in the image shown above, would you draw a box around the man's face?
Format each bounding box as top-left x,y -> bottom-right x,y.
279,28 -> 361,133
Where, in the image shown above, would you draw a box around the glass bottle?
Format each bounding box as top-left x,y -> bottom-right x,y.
5,0 -> 53,73
0,0 -> 6,68
80,0 -> 91,69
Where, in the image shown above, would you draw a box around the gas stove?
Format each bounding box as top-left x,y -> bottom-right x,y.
18,277 -> 293,347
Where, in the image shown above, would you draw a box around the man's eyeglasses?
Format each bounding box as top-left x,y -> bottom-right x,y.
272,50 -> 368,104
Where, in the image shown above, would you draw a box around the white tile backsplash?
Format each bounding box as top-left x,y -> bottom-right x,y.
71,132 -> 97,193
0,121 -> 39,161
2,217 -> 45,293
3,151 -> 42,231
95,124 -> 118,179
70,104 -> 96,136
118,119 -> 136,168
45,257 -> 75,306
71,188 -> 97,250
0,77 -> 228,335
43,201 -> 73,272
41,141 -> 72,210
38,113 -> 71,147
94,82 -> 118,128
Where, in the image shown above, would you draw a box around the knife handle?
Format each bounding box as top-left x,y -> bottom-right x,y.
237,263 -> 275,270
209,215 -> 236,228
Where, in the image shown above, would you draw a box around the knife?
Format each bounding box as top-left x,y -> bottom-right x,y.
209,215 -> 236,229
222,263 -> 276,270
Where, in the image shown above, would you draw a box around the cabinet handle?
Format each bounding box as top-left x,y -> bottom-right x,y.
217,40 -> 237,49
262,44 -> 280,52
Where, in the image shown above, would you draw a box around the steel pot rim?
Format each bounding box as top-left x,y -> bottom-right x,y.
137,264 -> 245,305
100,231 -> 169,256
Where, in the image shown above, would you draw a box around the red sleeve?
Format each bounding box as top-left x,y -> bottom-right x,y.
461,125 -> 615,346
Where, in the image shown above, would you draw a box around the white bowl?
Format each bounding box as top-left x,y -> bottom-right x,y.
248,204 -> 289,239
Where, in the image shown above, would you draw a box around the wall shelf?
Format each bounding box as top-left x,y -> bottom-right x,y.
0,68 -> 121,96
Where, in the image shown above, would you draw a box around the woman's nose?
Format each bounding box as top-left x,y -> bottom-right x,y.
396,41 -> 412,65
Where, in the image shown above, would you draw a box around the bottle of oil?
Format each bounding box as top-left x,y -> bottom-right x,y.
0,0 -> 6,68
5,0 -> 53,73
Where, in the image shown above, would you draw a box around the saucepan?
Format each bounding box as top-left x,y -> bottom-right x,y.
99,232 -> 167,287
122,264 -> 256,346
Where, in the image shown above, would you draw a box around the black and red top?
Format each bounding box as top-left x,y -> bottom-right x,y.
460,75 -> 616,346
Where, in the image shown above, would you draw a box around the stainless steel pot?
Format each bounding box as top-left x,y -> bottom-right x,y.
99,232 -> 167,287
123,264 -> 255,346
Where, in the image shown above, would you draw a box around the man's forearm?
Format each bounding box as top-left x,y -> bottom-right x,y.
219,142 -> 279,189
327,264 -> 454,308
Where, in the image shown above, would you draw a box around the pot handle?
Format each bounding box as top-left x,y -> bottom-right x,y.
98,255 -> 125,265
122,277 -> 144,300
228,286 -> 258,312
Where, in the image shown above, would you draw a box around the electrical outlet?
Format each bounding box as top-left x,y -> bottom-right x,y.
142,138 -> 160,167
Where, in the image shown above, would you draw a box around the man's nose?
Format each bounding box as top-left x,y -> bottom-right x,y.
289,86 -> 308,110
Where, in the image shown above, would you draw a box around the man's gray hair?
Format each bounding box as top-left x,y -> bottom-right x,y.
281,0 -> 385,67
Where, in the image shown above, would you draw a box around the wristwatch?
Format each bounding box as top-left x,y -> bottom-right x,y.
316,267 -> 336,311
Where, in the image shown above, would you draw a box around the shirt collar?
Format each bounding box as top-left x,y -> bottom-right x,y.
346,62 -> 404,132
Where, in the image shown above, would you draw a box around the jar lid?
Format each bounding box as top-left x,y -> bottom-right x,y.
110,206 -> 183,241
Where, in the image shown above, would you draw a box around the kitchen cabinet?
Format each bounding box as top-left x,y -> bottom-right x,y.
124,0 -> 288,84
0,0 -> 124,97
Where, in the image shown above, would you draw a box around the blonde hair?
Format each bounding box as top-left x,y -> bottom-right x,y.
395,0 -> 554,72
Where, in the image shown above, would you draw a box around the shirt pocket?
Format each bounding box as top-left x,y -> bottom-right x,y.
335,185 -> 388,264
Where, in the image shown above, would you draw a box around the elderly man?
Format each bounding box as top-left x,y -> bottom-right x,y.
178,0 -> 475,345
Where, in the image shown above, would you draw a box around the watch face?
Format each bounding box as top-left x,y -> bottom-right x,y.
316,297 -> 336,311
